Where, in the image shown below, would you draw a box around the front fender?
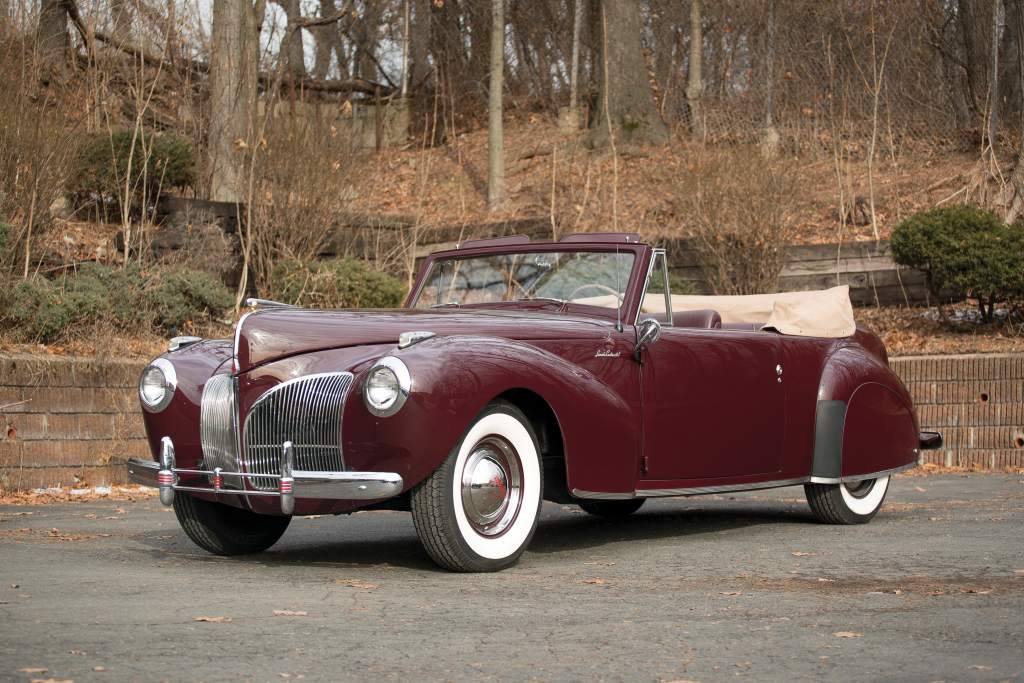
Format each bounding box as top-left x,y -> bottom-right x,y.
343,335 -> 640,496
811,348 -> 919,481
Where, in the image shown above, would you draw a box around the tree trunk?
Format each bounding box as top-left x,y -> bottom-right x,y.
591,0 -> 670,147
37,0 -> 71,84
487,0 -> 505,204
209,0 -> 266,202
960,0 -> 996,123
312,0 -> 349,80
468,0 -> 491,104
277,0 -> 306,78
570,0 -> 584,107
1005,0 -> 1024,223
685,0 -> 704,140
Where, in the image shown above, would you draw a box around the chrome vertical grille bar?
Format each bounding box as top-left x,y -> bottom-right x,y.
241,372 -> 354,491
199,374 -> 242,489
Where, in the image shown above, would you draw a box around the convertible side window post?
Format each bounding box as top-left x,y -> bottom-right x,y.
659,251 -> 673,327
638,248 -> 672,327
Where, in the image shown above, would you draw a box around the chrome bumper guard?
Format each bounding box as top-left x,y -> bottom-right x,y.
127,438 -> 403,514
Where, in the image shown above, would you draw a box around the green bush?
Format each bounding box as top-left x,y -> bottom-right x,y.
268,258 -> 407,309
890,205 -> 1024,323
68,131 -> 196,211
0,263 -> 233,343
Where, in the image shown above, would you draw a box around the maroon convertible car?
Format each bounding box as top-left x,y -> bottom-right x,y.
128,233 -> 942,572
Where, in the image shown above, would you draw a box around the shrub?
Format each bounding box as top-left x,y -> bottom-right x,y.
68,131 -> 196,213
0,263 -> 233,343
671,147 -> 797,295
268,258 -> 407,309
890,205 -> 1024,324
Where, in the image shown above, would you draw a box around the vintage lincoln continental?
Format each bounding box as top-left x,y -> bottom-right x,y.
128,233 -> 942,572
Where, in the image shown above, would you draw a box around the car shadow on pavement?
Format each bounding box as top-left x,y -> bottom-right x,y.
527,498 -> 817,555
130,497 -> 818,569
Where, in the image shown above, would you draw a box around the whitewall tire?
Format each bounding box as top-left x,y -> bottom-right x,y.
411,399 -> 543,572
805,476 -> 890,525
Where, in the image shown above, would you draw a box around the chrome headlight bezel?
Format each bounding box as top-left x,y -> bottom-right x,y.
362,357 -> 411,417
139,358 -> 177,413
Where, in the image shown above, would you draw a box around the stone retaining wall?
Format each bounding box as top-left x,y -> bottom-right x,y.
1,352 -> 1021,491
890,353 -> 1024,470
0,354 -> 149,490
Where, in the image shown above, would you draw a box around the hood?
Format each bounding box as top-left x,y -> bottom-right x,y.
235,308 -> 612,372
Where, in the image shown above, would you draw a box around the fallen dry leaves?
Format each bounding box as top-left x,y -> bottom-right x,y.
582,580 -> 605,585
273,610 -> 308,616
195,617 -> 231,622
834,632 -> 862,638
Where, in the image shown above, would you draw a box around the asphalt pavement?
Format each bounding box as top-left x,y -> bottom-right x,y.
1,473 -> 1023,683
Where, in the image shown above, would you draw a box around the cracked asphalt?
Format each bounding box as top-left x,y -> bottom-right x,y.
1,473 -> 1023,683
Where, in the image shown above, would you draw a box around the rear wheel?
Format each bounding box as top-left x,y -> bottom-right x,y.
411,399 -> 543,572
174,494 -> 291,555
804,476 -> 890,525
578,499 -> 645,517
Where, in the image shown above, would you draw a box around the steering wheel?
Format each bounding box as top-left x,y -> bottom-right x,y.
566,283 -> 624,302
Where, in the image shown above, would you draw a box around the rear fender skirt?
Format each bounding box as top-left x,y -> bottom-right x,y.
812,348 -> 920,480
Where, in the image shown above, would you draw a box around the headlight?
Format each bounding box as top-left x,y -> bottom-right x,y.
139,358 -> 177,413
362,357 -> 411,417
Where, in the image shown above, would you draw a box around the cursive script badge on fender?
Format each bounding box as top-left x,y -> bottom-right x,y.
594,350 -> 621,358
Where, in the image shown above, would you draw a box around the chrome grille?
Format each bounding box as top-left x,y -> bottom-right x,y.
242,372 -> 353,491
199,374 -> 242,488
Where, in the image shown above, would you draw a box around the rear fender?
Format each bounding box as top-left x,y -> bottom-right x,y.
343,335 -> 640,496
812,348 -> 919,481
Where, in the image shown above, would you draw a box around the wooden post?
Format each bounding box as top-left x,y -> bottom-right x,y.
375,86 -> 383,152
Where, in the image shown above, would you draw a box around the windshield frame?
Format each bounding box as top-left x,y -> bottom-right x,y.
405,242 -> 652,323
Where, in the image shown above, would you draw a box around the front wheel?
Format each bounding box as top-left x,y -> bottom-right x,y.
174,494 -> 291,555
411,399 -> 543,572
804,476 -> 890,525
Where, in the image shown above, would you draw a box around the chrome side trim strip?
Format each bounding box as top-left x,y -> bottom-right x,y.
840,462 -> 917,483
572,463 -> 919,501
635,476 -> 809,498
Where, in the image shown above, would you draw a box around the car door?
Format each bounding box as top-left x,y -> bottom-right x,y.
640,326 -> 786,481
636,250 -> 786,482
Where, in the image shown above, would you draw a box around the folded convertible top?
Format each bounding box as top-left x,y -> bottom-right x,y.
642,285 -> 856,338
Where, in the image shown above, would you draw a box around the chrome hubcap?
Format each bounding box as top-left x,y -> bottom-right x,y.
461,437 -> 522,537
843,479 -> 875,499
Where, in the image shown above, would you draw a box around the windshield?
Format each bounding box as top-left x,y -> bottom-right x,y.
411,251 -> 635,311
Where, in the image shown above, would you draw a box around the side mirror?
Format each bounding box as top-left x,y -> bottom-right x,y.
633,318 -> 661,361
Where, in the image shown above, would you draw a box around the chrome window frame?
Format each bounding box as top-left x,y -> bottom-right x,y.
634,248 -> 673,327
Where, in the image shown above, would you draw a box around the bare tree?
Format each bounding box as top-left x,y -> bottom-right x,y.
685,0 -> 704,140
488,0 -> 505,204
274,0 -> 307,78
209,0 -> 266,202
591,0 -> 670,147
37,0 -> 72,83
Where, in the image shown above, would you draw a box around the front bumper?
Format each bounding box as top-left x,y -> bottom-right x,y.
127,437 -> 403,514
